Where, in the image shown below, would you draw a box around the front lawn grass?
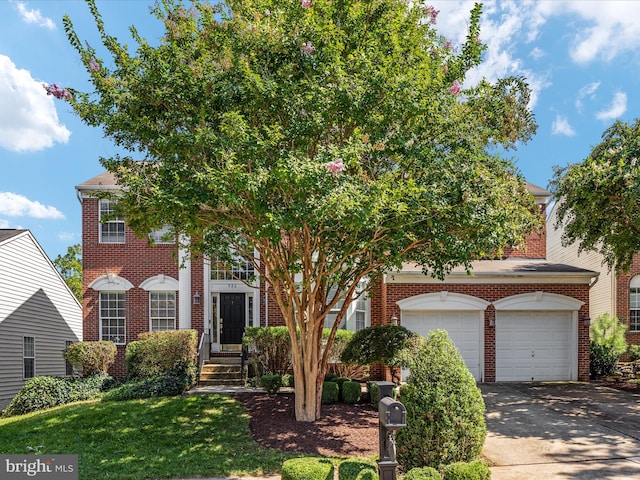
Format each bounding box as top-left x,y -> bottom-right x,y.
0,394 -> 296,479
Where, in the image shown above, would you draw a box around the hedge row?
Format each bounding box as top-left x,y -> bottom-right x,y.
2,374 -> 112,417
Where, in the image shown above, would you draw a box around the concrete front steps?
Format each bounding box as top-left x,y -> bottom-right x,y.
199,355 -> 244,386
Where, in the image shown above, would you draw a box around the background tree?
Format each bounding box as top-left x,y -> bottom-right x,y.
59,0 -> 538,421
550,119 -> 640,271
53,244 -> 82,301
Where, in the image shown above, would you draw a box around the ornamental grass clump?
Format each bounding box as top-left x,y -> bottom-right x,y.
396,329 -> 486,471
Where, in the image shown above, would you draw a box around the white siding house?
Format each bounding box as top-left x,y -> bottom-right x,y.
547,201 -> 614,320
0,230 -> 82,410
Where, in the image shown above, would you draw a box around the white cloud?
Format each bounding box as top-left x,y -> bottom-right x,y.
530,47 -> 545,60
0,55 -> 71,152
575,82 -> 600,113
537,1 -> 640,64
551,114 -> 576,137
57,232 -> 78,242
596,91 -> 627,121
0,192 -> 64,219
14,1 -> 55,30
431,1 -> 550,109
0,219 -> 11,228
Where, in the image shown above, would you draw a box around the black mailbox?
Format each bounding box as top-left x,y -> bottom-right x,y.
378,396 -> 406,430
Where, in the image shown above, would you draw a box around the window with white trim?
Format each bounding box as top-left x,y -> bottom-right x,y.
211,256 -> 255,281
630,276 -> 640,332
149,225 -> 175,244
23,336 -> 35,379
150,291 -> 176,331
65,340 -> 74,376
100,291 -> 126,344
323,280 -> 369,331
99,200 -> 125,243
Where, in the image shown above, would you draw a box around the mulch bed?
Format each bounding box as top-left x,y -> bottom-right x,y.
597,380 -> 640,394
232,392 -> 379,458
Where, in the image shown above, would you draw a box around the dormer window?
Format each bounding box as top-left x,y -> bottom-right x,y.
99,200 -> 125,243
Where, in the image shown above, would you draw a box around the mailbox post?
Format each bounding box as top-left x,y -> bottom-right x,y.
375,382 -> 406,480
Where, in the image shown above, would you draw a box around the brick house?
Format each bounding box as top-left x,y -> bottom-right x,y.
77,173 -> 595,381
547,202 -> 640,351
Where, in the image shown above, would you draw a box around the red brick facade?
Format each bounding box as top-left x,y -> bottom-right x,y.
79,177 -> 593,382
613,254 -> 640,348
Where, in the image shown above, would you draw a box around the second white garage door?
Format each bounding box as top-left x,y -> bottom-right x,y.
402,311 -> 482,381
495,311 -> 575,381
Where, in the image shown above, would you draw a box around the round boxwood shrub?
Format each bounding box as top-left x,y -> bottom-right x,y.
338,460 -> 377,480
441,461 -> 490,480
260,374 -> 283,394
342,381 -> 362,404
355,470 -> 378,480
281,457 -> 334,480
396,329 -> 486,471
403,467 -> 442,480
321,381 -> 339,404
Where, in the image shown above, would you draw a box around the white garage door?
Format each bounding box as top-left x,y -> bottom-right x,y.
402,311 -> 482,381
496,311 -> 574,381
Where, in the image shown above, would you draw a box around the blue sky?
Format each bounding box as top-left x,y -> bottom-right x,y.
1,0 -> 639,261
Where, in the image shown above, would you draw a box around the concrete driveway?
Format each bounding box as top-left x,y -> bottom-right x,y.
481,383 -> 640,480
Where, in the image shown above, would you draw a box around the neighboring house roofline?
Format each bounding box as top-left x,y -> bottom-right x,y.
0,229 -> 82,308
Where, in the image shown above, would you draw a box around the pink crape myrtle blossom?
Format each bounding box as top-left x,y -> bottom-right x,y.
325,158 -> 344,176
89,57 -> 100,72
43,83 -> 72,100
449,79 -> 461,96
301,0 -> 312,8
301,41 -> 315,55
423,5 -> 439,24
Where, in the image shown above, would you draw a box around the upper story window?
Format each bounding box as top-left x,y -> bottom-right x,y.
211,256 -> 255,281
99,200 -> 125,243
150,291 -> 176,331
149,225 -> 175,245
630,276 -> 640,332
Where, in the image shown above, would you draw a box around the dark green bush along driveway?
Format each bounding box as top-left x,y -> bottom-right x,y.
0,394 -> 294,480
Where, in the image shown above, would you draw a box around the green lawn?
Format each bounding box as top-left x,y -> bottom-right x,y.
0,394 -> 296,480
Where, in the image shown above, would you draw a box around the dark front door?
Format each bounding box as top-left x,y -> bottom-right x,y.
220,293 -> 245,345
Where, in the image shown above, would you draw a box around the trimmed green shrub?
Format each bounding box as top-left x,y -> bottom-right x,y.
355,470 -> 378,480
403,467 -> 442,480
101,373 -> 190,401
338,460 -> 377,480
126,330 -> 198,382
286,374 -> 295,388
590,341 -> 618,379
325,372 -> 338,382
396,329 -> 486,471
63,341 -> 117,376
281,457 -> 334,480
3,374 -> 112,417
260,375 -> 283,394
368,381 -> 380,407
342,381 -> 362,404
441,461 -> 490,480
321,381 -> 339,404
243,326 -> 293,376
629,344 -> 640,362
341,325 -> 418,366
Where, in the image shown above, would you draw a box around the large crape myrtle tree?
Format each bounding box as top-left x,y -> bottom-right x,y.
56,0 -> 538,421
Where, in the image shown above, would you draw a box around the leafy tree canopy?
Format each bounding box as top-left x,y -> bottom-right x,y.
550,119 -> 640,271
60,0 -> 538,421
53,244 -> 82,301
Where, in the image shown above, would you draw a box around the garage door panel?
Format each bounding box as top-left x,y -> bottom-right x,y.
402,311 -> 482,381
496,311 -> 574,382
